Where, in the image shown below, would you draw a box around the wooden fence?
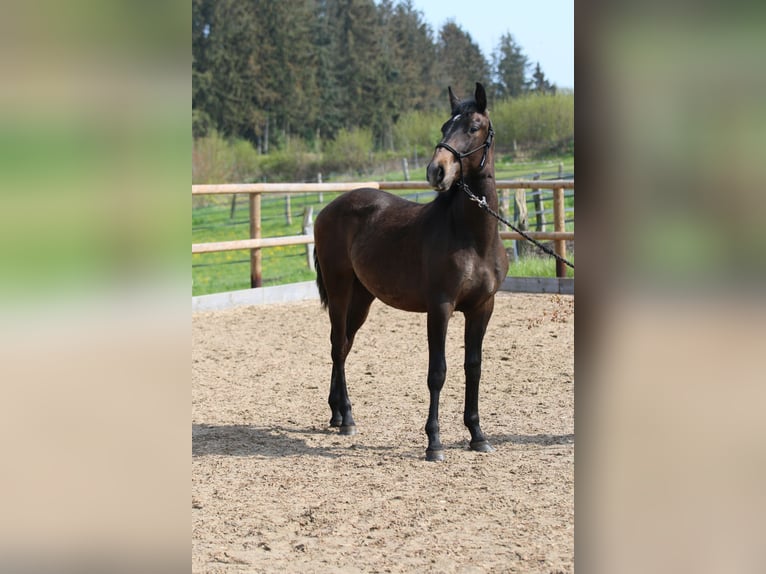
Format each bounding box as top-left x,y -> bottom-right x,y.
192,180 -> 574,287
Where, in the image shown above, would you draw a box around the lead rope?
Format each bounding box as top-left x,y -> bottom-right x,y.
460,182 -> 575,270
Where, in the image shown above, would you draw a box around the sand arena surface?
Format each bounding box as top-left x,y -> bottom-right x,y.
193,292 -> 573,573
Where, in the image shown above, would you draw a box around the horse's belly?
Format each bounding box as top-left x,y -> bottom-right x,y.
375,291 -> 427,313
357,271 -> 427,312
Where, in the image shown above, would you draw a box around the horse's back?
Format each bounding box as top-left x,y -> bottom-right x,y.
317,187 -> 416,221
315,188 -> 422,245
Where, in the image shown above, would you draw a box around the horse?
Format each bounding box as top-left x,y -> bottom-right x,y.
313,82 -> 509,461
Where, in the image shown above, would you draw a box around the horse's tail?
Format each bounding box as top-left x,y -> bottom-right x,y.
314,249 -> 329,310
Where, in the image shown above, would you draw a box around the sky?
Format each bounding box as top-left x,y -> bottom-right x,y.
410,0 -> 574,89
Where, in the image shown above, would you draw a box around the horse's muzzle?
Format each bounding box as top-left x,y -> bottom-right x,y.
427,161 -> 445,190
427,152 -> 458,191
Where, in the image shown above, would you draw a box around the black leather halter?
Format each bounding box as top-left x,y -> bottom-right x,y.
434,120 -> 495,173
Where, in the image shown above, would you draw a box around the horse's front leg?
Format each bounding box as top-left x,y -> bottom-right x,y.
464,298 -> 496,453
327,281 -> 374,434
424,303 -> 452,462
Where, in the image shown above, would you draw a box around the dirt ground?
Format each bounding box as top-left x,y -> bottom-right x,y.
192,292 -> 574,573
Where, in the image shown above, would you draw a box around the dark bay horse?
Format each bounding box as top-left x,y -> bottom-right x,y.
313,83 -> 509,461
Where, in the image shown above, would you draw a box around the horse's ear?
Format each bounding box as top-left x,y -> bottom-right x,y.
475,82 -> 487,113
448,86 -> 461,113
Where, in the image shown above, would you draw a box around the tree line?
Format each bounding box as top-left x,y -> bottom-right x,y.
192,0 -> 561,152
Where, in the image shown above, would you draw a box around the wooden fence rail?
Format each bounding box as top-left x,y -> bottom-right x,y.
191,180 -> 574,195
192,180 -> 574,286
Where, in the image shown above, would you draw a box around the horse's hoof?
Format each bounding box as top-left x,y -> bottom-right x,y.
329,418 -> 342,428
339,425 -> 357,436
470,440 -> 495,453
425,449 -> 445,462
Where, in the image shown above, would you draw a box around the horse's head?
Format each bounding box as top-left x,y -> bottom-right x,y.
427,82 -> 494,192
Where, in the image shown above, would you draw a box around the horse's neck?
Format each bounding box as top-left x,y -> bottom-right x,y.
467,173 -> 498,208
454,170 -> 500,248
468,151 -> 498,206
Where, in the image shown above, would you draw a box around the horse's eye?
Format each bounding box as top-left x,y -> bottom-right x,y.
469,126 -> 480,134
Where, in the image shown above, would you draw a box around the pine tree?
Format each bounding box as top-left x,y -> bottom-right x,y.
333,0 -> 380,127
436,21 -> 491,105
388,0 -> 439,112
312,0 -> 345,142
254,0 -> 319,146
531,62 -> 556,95
493,32 -> 530,99
193,0 -> 265,141
192,0 -> 215,137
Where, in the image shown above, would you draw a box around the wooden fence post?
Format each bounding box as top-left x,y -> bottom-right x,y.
229,193 -> 237,219
303,206 -> 315,271
249,192 -> 262,287
532,173 -> 545,232
501,189 -> 510,230
553,187 -> 567,278
515,188 -> 529,258
285,195 -> 292,225
402,158 -> 410,181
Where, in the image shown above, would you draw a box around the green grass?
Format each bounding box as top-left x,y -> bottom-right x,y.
508,254 -> 575,279
371,152 -> 573,183
192,154 -> 574,296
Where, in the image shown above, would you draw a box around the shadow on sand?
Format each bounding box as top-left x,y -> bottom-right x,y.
192,423 -> 401,459
491,432 -> 574,447
193,423 -> 572,459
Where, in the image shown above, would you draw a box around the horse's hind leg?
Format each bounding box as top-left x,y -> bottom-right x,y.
327,276 -> 374,434
345,278 -> 375,352
463,298 -> 496,453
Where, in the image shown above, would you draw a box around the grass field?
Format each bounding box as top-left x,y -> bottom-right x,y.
192,153 -> 574,296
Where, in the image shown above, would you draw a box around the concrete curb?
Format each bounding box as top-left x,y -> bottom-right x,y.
192,281 -> 320,312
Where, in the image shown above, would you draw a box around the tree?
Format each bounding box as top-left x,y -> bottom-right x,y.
312,0 -> 346,142
192,0 -> 265,141
436,21 -> 491,106
254,0 -> 319,146
531,62 -> 556,95
192,0 -> 213,138
493,32 -> 530,99
388,0 -> 439,112
332,0 -> 385,130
